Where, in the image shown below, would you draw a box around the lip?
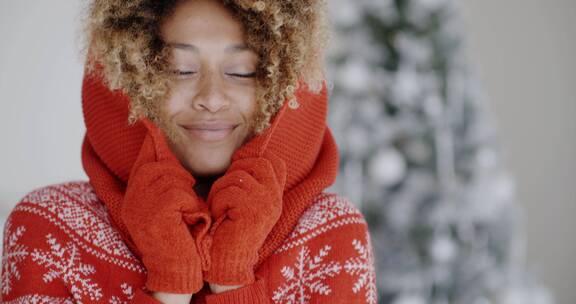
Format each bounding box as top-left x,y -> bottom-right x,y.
180,121 -> 239,142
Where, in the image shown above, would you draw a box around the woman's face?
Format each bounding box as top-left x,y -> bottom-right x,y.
159,0 -> 259,177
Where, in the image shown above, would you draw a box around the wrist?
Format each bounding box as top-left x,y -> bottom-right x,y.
151,292 -> 193,304
209,283 -> 244,294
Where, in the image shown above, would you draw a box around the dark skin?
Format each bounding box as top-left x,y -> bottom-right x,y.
153,0 -> 258,300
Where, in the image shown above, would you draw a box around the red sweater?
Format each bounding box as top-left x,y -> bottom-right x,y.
1,181 -> 377,304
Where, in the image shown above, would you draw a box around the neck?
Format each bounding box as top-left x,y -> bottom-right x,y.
193,174 -> 222,201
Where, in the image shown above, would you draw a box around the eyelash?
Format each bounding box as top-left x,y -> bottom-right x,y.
173,70 -> 256,78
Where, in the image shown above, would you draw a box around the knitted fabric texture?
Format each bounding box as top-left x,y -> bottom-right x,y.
120,128 -> 211,293
203,151 -> 287,285
1,182 -> 377,303
80,67 -> 340,282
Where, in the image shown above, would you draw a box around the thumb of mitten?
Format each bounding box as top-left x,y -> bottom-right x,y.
263,150 -> 287,190
141,117 -> 182,164
182,204 -> 212,272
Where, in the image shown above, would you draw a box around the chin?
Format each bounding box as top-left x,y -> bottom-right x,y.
186,156 -> 232,178
192,166 -> 227,178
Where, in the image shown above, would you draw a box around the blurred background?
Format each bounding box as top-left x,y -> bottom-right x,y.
0,0 -> 574,303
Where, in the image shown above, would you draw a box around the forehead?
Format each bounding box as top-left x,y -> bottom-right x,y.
160,0 -> 246,43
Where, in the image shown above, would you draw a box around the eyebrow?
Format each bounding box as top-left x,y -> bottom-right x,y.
167,42 -> 251,53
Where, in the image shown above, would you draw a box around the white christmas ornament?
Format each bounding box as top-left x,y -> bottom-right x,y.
391,66 -> 421,107
328,0 -> 362,27
345,125 -> 371,157
430,235 -> 456,263
368,148 -> 407,187
338,58 -> 372,93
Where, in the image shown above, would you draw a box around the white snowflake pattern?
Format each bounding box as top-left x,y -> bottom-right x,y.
21,182 -> 137,260
276,193 -> 366,254
272,245 -> 342,304
344,233 -> 377,304
293,194 -> 359,235
109,283 -> 135,304
31,233 -> 103,303
1,219 -> 29,295
2,294 -> 76,304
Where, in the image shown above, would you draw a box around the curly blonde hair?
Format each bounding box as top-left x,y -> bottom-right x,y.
83,0 -> 330,135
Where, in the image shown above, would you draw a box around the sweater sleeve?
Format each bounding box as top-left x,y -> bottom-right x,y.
1,202 -> 161,304
201,193 -> 377,304
0,182 -> 168,304
267,193 -> 378,304
1,202 -> 75,303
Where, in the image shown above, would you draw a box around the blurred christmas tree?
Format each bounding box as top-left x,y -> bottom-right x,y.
325,0 -> 554,303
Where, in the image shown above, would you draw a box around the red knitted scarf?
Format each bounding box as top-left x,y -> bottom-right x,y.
81,70 -> 339,267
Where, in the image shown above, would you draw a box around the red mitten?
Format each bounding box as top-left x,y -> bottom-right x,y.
203,151 -> 287,285
121,119 -> 211,293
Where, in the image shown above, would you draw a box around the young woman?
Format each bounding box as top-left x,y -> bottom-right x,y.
1,0 -> 377,303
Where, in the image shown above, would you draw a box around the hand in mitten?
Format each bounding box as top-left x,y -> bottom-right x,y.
203,151 -> 287,285
121,119 -> 211,293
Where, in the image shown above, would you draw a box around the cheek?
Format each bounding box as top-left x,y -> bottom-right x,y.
163,85 -> 190,116
235,87 -> 258,121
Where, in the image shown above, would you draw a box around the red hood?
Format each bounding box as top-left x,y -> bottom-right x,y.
81,70 -> 340,264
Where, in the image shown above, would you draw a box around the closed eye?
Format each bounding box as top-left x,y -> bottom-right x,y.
227,72 -> 256,78
171,70 -> 255,78
173,70 -> 196,76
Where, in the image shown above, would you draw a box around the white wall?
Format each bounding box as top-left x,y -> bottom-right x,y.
0,1 -> 574,303
0,1 -> 87,216
460,1 -> 576,303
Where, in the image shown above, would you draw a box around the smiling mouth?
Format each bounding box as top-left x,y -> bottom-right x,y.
182,125 -> 238,142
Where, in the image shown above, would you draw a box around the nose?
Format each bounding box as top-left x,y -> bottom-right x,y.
192,71 -> 230,112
